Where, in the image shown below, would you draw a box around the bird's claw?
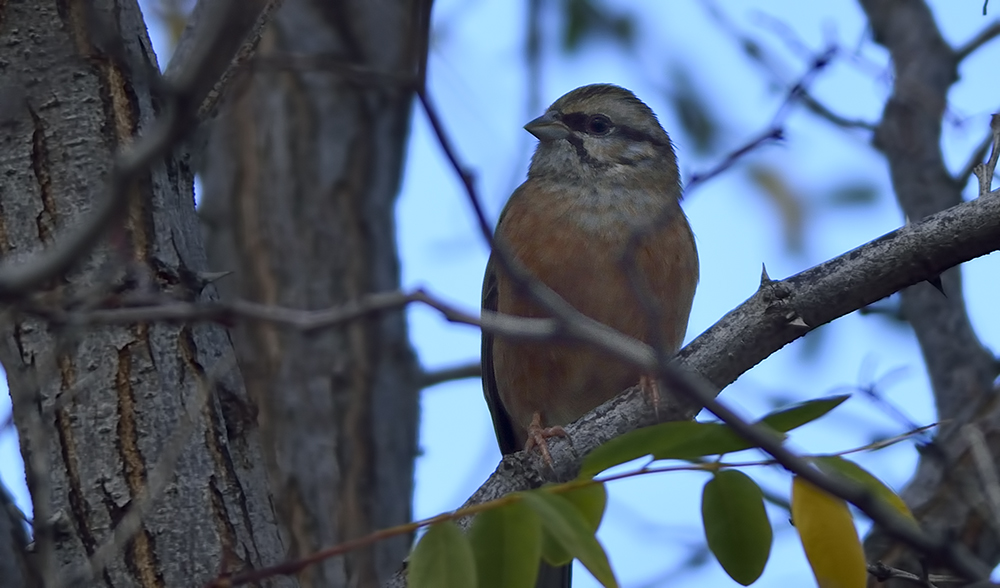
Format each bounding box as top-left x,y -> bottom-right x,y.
525,412 -> 567,466
640,375 -> 662,419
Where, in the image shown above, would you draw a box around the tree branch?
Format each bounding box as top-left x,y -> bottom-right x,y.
418,363 -> 482,388
955,20 -> 1000,61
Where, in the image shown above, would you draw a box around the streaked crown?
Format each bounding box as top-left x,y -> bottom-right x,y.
525,84 -> 677,185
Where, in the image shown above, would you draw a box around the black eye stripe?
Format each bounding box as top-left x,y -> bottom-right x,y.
557,112 -> 670,147
560,112 -> 589,133
618,124 -> 672,148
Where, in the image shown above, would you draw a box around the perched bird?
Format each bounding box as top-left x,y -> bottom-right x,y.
481,84 -> 699,586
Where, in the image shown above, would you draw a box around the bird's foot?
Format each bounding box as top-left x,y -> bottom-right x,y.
524,412 -> 567,466
640,375 -> 661,418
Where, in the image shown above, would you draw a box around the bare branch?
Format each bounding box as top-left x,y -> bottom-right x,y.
797,90 -> 878,131
38,291 -> 421,331
955,128 -> 997,187
419,363 -> 482,388
955,20 -> 1000,61
163,0 -> 283,116
867,561 -> 965,586
686,45 -> 858,189
686,127 -> 784,189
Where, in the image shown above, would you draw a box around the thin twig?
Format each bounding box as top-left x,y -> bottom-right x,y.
955,20 -> 1000,61
208,478 -> 599,587
28,289 -> 562,346
419,362 -> 482,388
194,0 -> 286,119
37,291 -> 421,331
686,127 -> 784,190
797,90 -> 877,131
685,47 -> 844,189
955,130 -> 996,187
867,561 -> 969,586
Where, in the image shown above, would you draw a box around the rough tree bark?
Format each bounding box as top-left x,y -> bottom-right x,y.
198,1 -> 431,586
859,2 -> 1000,585
0,1 -> 291,587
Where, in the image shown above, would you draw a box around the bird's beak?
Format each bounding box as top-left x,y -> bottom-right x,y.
524,112 -> 570,142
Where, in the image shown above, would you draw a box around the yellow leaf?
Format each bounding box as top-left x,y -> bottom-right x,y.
791,476 -> 866,588
812,456 -> 916,523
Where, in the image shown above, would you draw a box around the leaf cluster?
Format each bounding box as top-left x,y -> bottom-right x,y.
407,395 -> 918,587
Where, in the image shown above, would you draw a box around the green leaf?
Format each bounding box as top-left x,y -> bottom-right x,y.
582,396 -> 850,478
669,65 -> 718,154
540,483 -> 608,566
560,483 -> 607,532
560,0 -> 635,52
540,524 -> 573,566
469,502 -> 541,588
521,491 -> 618,588
812,456 -> 916,523
760,395 -> 850,433
582,421 -> 761,476
651,423 -> 766,460
579,424 -> 663,476
825,183 -> 879,206
702,470 -> 773,585
409,521 -> 477,588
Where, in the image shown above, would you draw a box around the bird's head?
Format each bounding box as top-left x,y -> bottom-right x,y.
525,84 -> 679,189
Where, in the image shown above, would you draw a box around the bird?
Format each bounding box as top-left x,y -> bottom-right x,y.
481,84 -> 699,587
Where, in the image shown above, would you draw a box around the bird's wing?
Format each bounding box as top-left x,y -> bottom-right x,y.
481,252 -> 520,455
484,252 -> 571,588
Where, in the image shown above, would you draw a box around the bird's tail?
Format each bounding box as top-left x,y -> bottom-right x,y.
536,562 -> 571,588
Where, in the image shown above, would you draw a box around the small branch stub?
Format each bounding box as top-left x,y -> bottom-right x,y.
973,113 -> 1000,197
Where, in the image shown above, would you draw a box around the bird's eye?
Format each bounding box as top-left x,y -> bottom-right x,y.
587,114 -> 612,135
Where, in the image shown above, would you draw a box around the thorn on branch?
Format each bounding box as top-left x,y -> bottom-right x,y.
787,315 -> 808,329
926,274 -> 947,297
759,263 -> 772,287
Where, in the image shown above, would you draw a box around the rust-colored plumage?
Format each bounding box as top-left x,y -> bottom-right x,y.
481,84 -> 699,587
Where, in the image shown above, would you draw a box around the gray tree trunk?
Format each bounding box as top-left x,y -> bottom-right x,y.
0,1 -> 290,587
198,1 -> 430,586
859,1 -> 1000,585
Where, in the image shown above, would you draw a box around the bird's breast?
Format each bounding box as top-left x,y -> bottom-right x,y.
532,182 -> 672,238
491,181 -> 698,432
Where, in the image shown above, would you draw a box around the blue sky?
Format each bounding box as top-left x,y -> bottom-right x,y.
2,2 -> 998,587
